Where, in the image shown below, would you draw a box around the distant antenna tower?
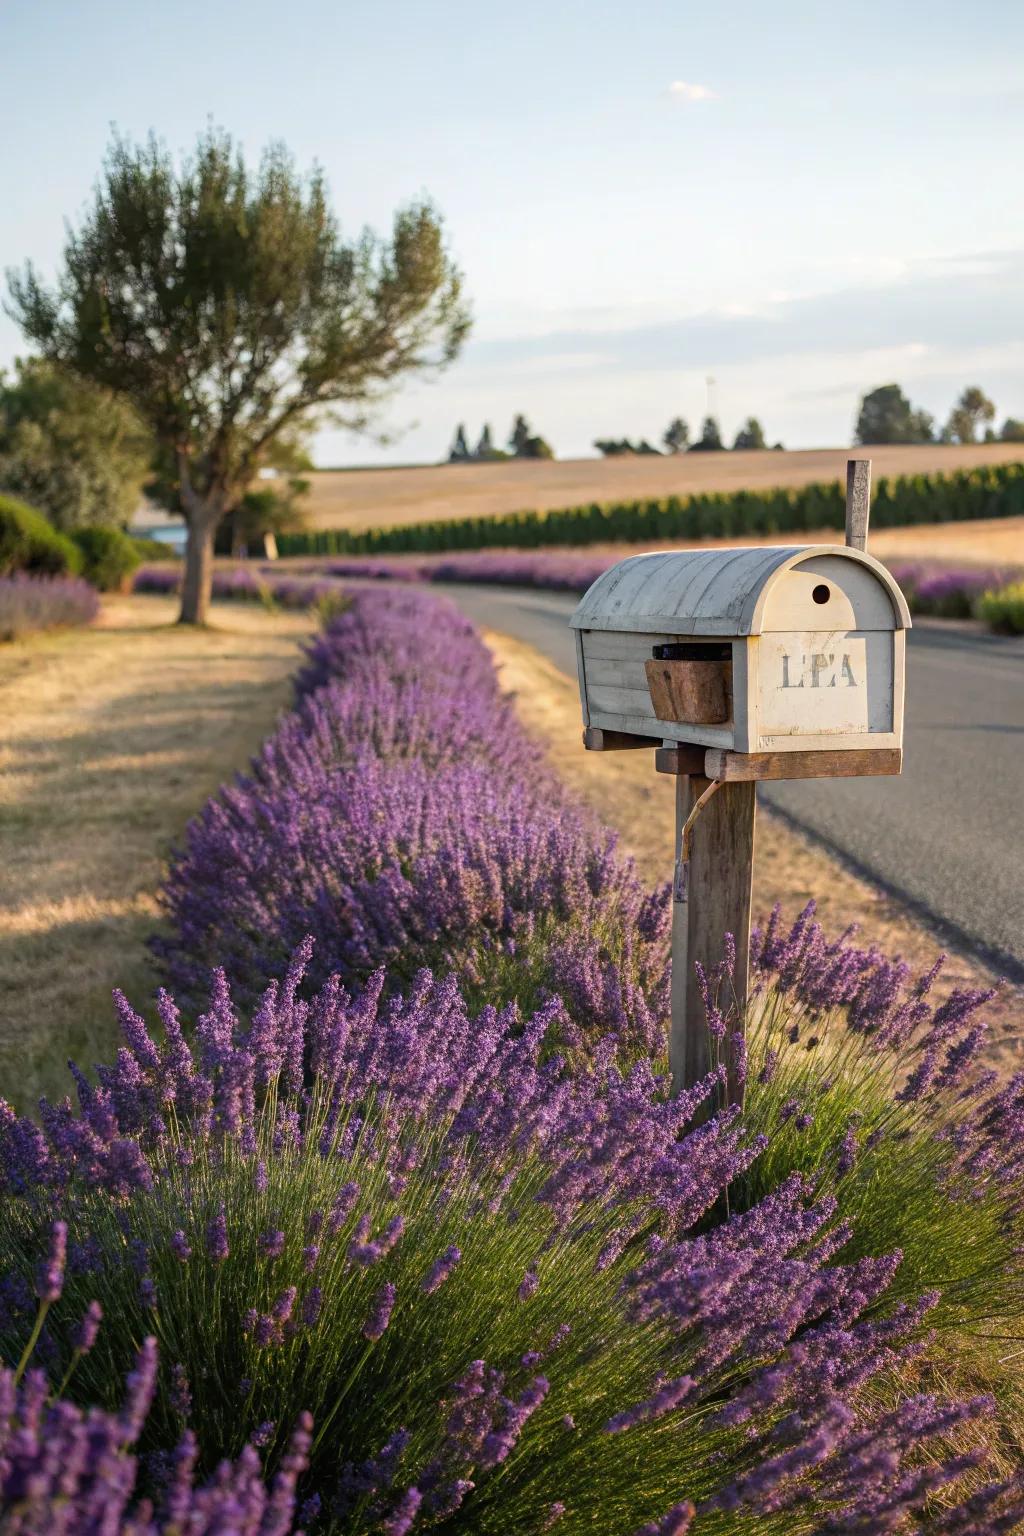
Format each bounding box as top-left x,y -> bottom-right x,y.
705,375 -> 717,420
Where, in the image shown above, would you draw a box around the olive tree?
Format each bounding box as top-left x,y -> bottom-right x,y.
0,358 -> 151,532
6,128 -> 470,623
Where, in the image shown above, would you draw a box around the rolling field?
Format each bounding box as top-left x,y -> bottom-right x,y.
305,442 -> 1024,532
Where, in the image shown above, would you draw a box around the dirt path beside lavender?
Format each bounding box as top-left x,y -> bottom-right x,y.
483,627 -> 1023,1077
0,595 -> 316,1108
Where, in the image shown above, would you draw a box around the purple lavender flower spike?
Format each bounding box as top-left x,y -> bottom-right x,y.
170,1229 -> 192,1263
422,1245 -> 461,1295
518,1265 -> 539,1301
36,1220 -> 67,1303
72,1299 -> 102,1354
383,1486 -> 423,1535
205,1202 -> 229,1263
363,1281 -> 397,1341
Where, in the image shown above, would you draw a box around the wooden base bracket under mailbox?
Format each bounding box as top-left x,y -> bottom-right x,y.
581,730 -> 902,782
582,727 -> 901,1109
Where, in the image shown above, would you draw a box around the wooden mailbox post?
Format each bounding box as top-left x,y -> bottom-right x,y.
570,459 -> 911,1101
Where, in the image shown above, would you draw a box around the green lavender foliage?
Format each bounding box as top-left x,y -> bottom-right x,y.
978,582 -> 1024,634
277,462 -> 1024,557
735,971 -> 1022,1333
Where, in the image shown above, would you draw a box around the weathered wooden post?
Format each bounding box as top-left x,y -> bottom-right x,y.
571,458 -> 910,1101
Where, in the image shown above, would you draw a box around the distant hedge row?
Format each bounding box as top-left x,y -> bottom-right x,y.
278,461 -> 1024,557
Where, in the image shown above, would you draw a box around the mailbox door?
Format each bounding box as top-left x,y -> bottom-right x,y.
747,556 -> 904,752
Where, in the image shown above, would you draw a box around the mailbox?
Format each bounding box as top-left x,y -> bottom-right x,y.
571,545 -> 910,755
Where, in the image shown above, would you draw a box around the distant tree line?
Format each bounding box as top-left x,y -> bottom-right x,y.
855,383 -> 1024,446
446,412 -> 790,464
595,415 -> 783,457
447,383 -> 1024,468
449,414 -> 553,462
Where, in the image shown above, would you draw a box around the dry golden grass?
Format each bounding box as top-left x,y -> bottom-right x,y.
304,443 -> 1024,533
0,594 -> 317,1110
482,627 -> 1023,1076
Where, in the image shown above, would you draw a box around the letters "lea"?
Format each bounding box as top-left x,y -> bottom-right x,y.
780,653 -> 858,690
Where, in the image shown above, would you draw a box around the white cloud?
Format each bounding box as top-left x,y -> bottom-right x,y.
667,80 -> 717,103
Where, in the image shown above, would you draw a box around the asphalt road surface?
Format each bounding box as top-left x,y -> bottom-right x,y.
433,583 -> 1024,979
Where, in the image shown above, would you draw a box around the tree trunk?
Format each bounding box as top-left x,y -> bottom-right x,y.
179,514 -> 217,626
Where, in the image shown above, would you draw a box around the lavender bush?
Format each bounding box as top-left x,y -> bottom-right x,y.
3,954 -> 1024,1532
1,1340 -> 311,1534
0,573 -> 99,641
888,563 -> 1020,621
155,590 -> 670,1051
153,588 -> 1024,1325
13,579 -> 1023,1528
712,905 -> 1024,1330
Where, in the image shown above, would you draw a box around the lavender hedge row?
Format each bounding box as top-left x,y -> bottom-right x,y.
331,551 -> 1019,625
154,588 -> 671,1055
3,945 -> 1024,1533
160,590 -> 1023,1329
134,563 -> 347,612
133,554 -> 1024,634
0,573 -> 99,641
4,584 -> 1024,1531
156,584 -> 1022,1320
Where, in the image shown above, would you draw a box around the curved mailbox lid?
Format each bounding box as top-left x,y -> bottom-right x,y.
570,545 -> 911,637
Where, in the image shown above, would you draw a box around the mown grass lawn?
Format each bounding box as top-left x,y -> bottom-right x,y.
0,593 -> 316,1108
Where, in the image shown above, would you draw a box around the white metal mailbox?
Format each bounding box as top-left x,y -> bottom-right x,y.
571,545 -> 911,754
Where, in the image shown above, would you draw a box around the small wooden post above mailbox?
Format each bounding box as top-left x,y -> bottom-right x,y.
569,462 -> 911,1106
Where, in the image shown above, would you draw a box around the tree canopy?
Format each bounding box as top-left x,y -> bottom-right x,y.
662,417 -> 689,454
449,424 -> 471,462
594,438 -> 661,457
508,413 -> 553,459
5,126 -> 470,622
0,357 -> 150,531
732,417 -> 767,451
945,386 -> 996,445
855,384 -> 934,445
688,416 -> 724,453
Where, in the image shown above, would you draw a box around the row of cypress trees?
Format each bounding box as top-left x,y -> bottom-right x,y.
278,461 -> 1024,558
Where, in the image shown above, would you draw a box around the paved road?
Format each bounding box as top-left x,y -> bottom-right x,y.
432,583 -> 1024,978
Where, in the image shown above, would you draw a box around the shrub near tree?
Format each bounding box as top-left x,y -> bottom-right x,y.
0,357 -> 150,532
6,126 -> 470,625
69,525 -> 141,591
0,492 -> 82,577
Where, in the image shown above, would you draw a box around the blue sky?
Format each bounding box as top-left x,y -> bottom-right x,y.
2,0 -> 1021,463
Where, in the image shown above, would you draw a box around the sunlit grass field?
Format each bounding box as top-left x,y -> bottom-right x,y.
0,594 -> 316,1105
